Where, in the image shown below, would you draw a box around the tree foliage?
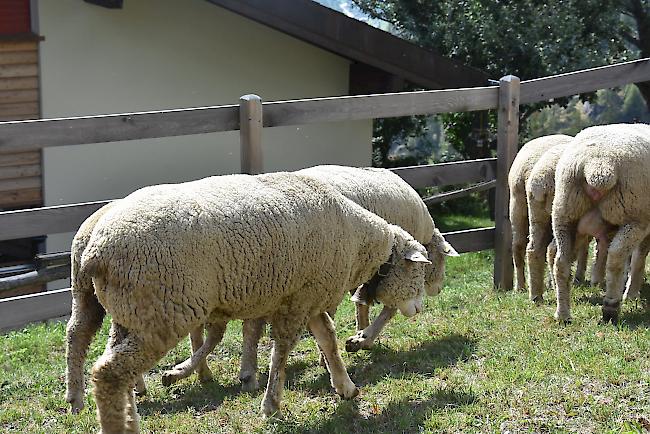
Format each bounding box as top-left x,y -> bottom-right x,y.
351,0 -> 636,166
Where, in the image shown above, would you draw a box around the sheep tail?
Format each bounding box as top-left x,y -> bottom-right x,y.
583,159 -> 617,193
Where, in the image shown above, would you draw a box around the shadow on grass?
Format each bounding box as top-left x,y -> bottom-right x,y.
290,334 -> 477,396
137,381 -> 241,416
273,388 -> 476,434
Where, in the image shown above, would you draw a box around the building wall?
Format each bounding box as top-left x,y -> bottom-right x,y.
36,0 -> 372,280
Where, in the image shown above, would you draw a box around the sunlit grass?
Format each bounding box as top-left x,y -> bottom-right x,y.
1,222 -> 649,432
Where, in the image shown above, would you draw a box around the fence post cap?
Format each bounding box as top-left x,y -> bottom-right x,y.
499,75 -> 520,83
240,94 -> 262,102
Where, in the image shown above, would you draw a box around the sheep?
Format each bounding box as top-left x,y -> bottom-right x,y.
65,165 -> 459,407
525,140 -> 602,302
235,165 -> 458,391
552,123 -> 650,323
509,134 -> 575,291
74,171 -> 431,430
160,165 -> 459,393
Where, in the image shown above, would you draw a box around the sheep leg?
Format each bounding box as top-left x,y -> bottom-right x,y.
355,303 -> 370,330
574,238 -> 590,285
591,237 -> 609,288
239,317 -> 266,392
553,223 -> 576,323
603,224 -> 650,324
345,306 -> 397,352
309,313 -> 359,399
511,194 -> 529,292
92,323 -> 161,434
546,239 -> 557,293
65,290 -> 105,414
189,325 -> 214,383
624,235 -> 650,301
526,204 -> 553,303
134,374 -> 146,396
161,321 -> 226,387
261,316 -> 306,418
317,308 -> 338,368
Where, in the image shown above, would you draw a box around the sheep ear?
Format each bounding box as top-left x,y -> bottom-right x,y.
403,249 -> 431,264
439,241 -> 460,257
350,285 -> 371,305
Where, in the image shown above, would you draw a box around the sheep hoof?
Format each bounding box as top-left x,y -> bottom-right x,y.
134,376 -> 147,396
198,370 -> 214,384
240,374 -> 259,393
336,382 -> 360,400
66,392 -> 84,414
261,401 -> 283,419
161,370 -> 181,387
601,300 -> 621,325
345,331 -> 373,353
531,295 -> 543,305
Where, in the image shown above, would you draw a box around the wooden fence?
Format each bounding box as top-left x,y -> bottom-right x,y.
1,57 -> 649,331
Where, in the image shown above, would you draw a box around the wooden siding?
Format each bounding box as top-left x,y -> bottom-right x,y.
0,40 -> 41,209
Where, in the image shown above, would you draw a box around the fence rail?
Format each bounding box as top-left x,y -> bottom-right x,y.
1,57 -> 649,331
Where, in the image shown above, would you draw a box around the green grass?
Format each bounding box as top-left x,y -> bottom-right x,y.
2,216 -> 650,433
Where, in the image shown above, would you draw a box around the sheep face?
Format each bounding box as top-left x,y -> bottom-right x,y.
374,242 -> 430,317
423,229 -> 459,296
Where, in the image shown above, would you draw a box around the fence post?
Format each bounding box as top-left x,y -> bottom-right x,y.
239,94 -> 263,174
493,75 -> 520,291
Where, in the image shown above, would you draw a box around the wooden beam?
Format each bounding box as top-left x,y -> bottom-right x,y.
520,57 -> 650,104
390,158 -> 497,189
264,86 -> 499,128
0,265 -> 69,292
0,200 -> 111,241
0,105 -> 240,153
493,76 -> 520,291
0,288 -> 71,331
239,94 -> 263,175
423,180 -> 496,205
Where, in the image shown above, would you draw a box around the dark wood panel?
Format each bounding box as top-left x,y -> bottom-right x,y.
442,227 -> 495,254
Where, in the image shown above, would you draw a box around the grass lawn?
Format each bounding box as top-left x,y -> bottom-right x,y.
2,215 -> 650,433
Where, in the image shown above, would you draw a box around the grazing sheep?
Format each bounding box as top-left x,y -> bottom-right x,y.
165,165 -> 459,393
509,135 -> 573,291
552,123 -> 650,323
76,172 -> 431,430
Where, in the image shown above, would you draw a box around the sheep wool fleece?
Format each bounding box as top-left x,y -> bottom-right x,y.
81,171 -> 428,430
552,123 -> 650,323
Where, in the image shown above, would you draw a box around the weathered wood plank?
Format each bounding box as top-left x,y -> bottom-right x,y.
0,76 -> 39,91
0,187 -> 41,207
0,89 -> 39,104
0,102 -> 39,118
520,57 -> 650,104
494,76 -> 520,291
0,176 -> 40,192
0,41 -> 38,52
0,164 -> 40,180
0,265 -> 69,292
423,180 -> 496,205
240,94 -> 263,174
0,50 -> 38,65
264,86 -> 499,127
0,113 -> 38,122
390,158 -> 497,189
0,64 -> 38,79
0,151 -> 40,167
0,288 -> 71,331
0,200 -> 111,241
442,227 -> 495,254
0,105 -> 240,152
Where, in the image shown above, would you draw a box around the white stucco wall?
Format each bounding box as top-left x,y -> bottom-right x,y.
37,0 -> 372,285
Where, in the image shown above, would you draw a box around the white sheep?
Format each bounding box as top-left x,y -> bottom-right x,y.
235,165 -> 459,391
552,123 -> 650,323
525,140 -> 604,302
75,171 -> 431,431
509,135 -> 575,291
